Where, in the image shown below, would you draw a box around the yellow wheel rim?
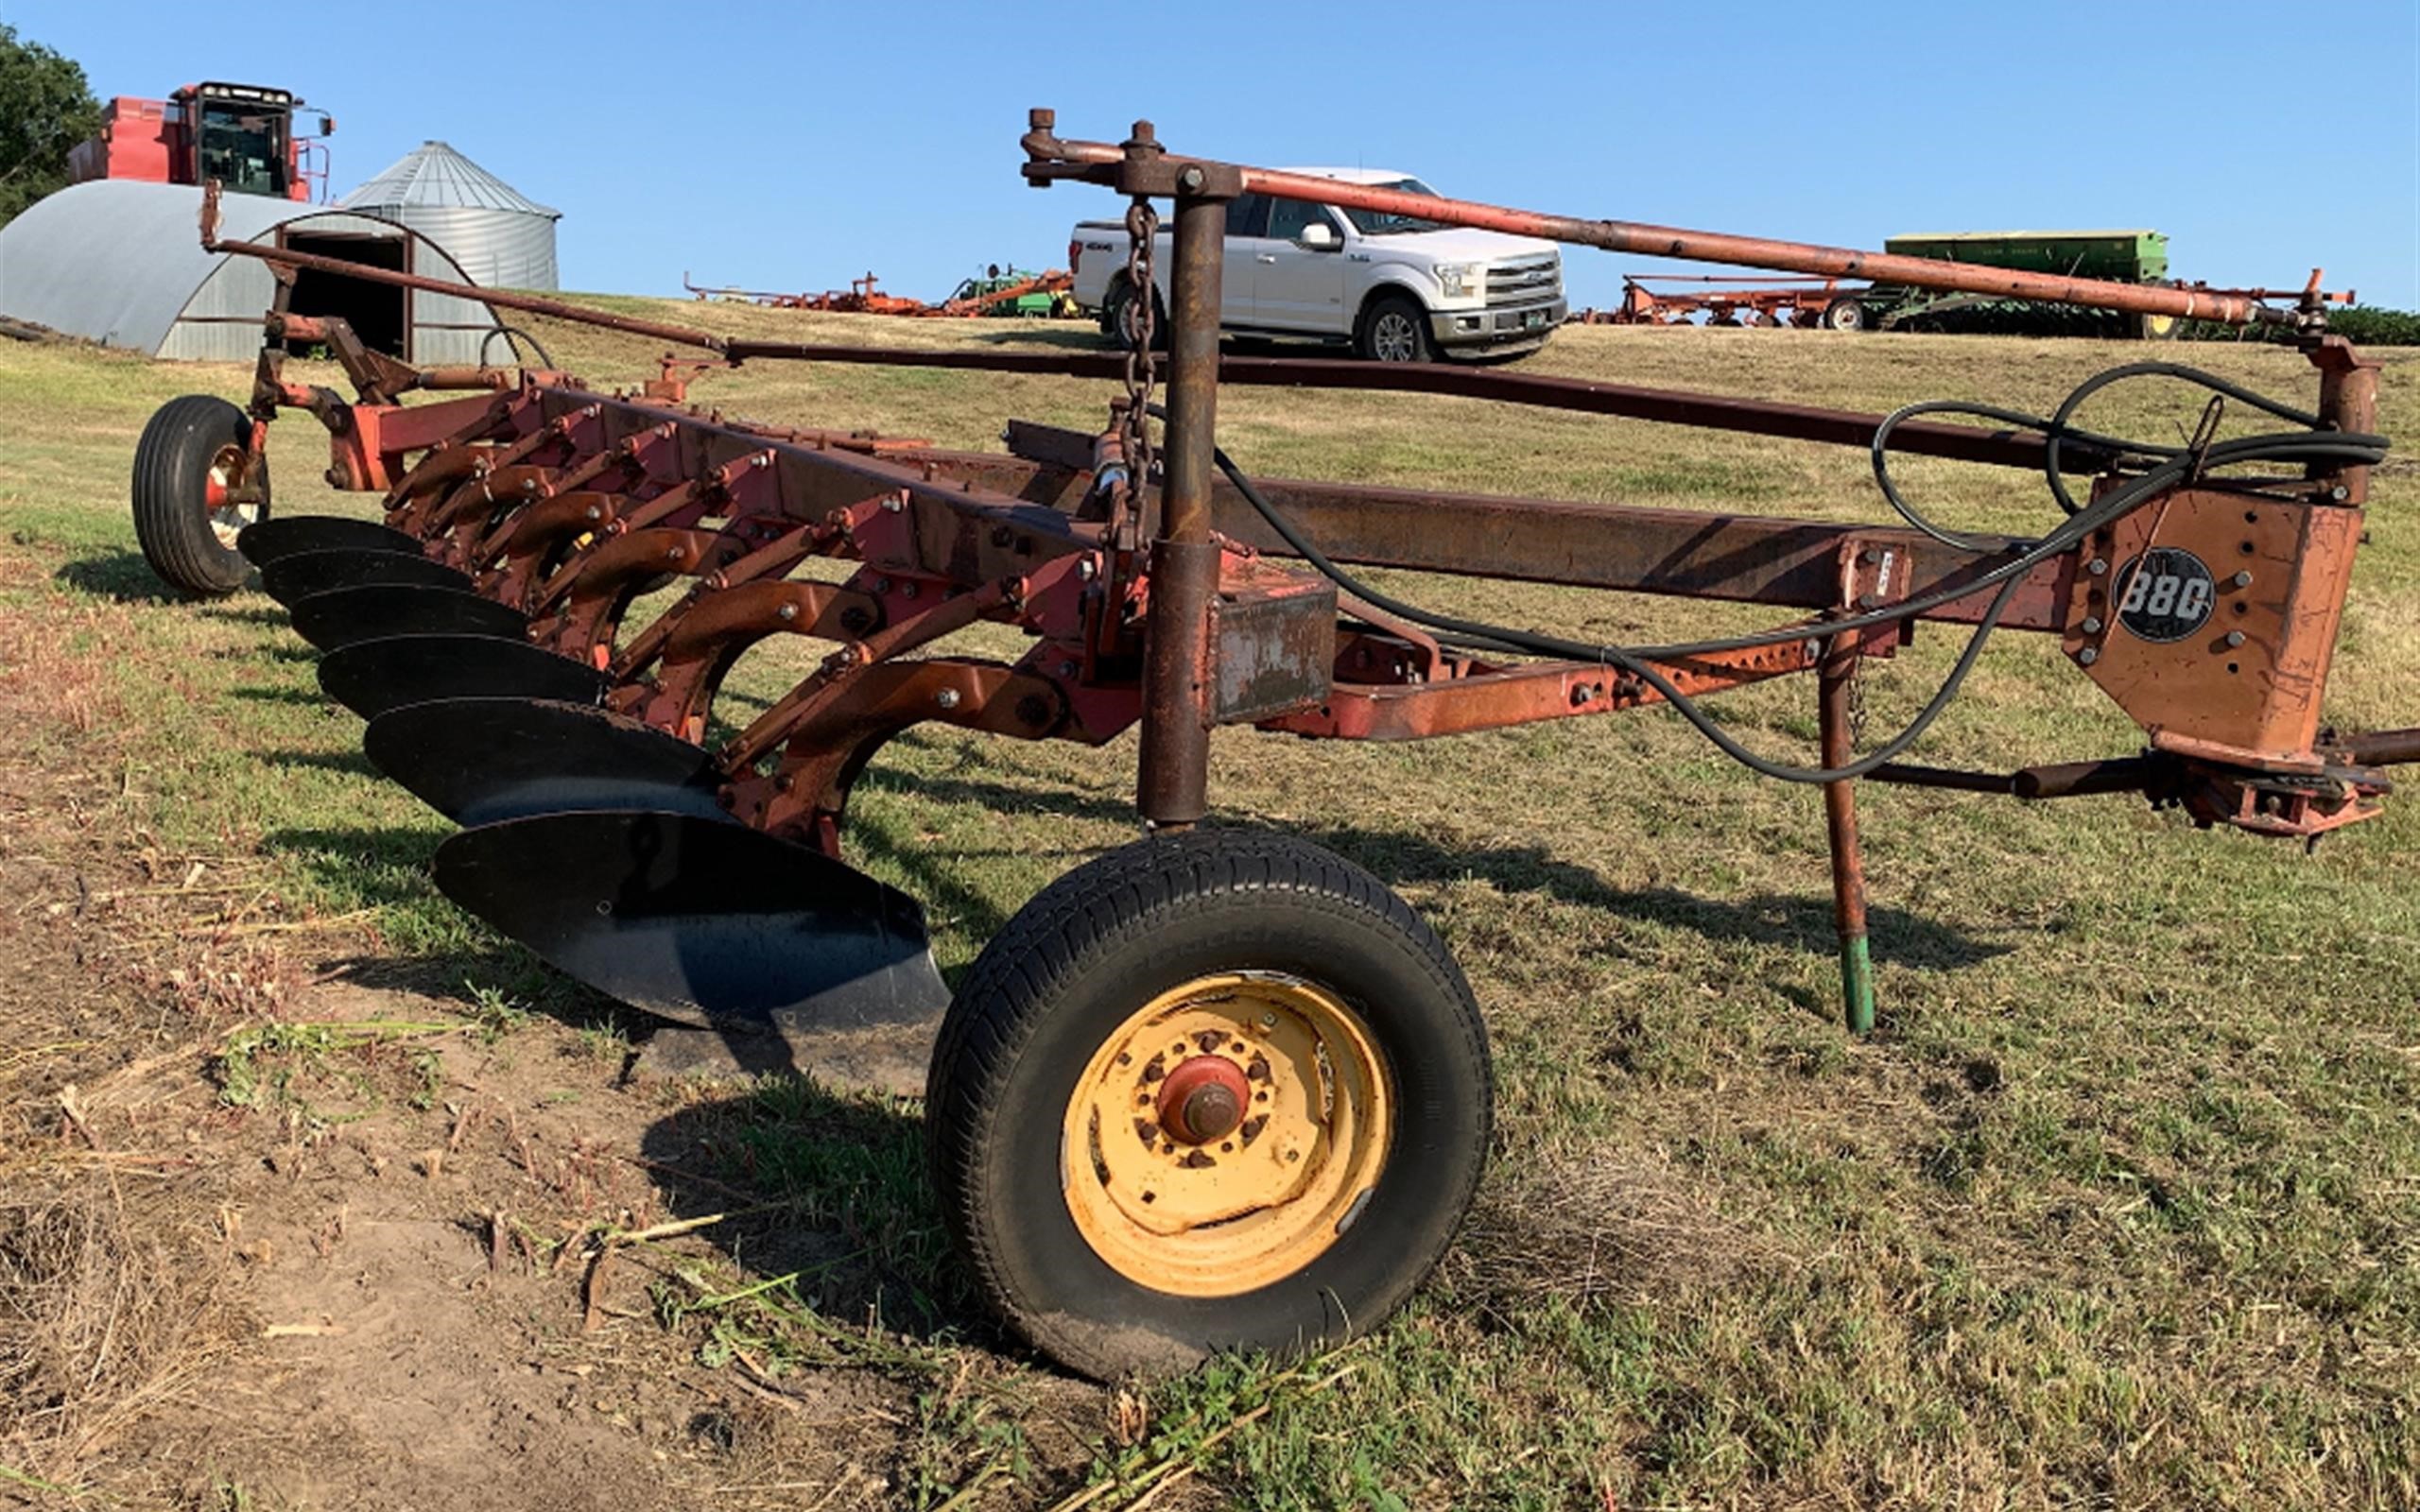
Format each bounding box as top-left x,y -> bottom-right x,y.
1060,972 -> 1393,1297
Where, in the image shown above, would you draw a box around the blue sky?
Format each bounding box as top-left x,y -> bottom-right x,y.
10,0 -> 2417,309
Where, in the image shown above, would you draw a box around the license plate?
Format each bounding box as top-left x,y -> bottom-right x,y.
1522,310 -> 1548,329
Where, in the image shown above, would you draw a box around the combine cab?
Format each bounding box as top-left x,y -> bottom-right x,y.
67,81 -> 331,202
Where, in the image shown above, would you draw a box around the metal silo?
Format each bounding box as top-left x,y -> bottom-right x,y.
336,141 -> 560,290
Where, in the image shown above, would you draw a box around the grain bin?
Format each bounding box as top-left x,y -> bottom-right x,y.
336,141 -> 560,290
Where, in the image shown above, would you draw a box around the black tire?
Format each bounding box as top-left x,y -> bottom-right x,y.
1355,293 -> 1434,363
1820,297 -> 1866,333
1100,277 -> 1167,352
132,394 -> 269,597
926,830 -> 1492,1381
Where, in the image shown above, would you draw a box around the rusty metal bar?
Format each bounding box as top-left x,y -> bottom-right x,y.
2342,728 -> 2420,766
1136,189 -> 1229,828
1020,111 -> 2296,329
199,188 -> 2111,476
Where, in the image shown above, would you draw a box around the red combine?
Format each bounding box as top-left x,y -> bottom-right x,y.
66,81 -> 331,202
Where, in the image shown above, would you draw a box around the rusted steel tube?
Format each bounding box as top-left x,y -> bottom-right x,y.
2341,728 -> 2420,766
1818,641 -> 1875,1034
203,223 -> 2113,473
1136,192 -> 1229,829
1022,111 -> 2294,329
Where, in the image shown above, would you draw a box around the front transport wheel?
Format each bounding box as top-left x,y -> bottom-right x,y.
925,830 -> 1492,1380
132,395 -> 270,596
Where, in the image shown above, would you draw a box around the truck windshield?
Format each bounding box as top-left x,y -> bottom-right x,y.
197,99 -> 288,198
1334,180 -> 1445,236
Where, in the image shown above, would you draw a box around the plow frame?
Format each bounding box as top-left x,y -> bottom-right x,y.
187,123 -> 2414,1033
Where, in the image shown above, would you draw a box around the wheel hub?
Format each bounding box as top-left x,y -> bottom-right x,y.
1157,1054 -> 1248,1144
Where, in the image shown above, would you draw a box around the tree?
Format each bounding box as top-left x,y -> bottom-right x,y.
0,25 -> 101,228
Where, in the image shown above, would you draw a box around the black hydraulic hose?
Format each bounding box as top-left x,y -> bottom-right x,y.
1145,364 -> 2387,785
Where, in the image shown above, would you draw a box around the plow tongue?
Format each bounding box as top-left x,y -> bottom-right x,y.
287,583 -> 530,653
238,516 -> 426,567
261,548 -> 475,607
363,696 -> 723,827
319,635 -> 612,721
433,809 -> 948,1070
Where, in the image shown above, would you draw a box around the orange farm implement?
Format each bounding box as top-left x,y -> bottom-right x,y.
128,114 -> 2411,1380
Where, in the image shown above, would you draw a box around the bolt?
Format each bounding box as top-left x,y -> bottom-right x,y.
1077,558 -> 1098,581
776,602 -> 798,622
935,688 -> 961,710
1058,660 -> 1078,678
902,582 -> 919,600
874,576 -> 893,594
882,494 -> 904,512
666,546 -> 683,561
1258,1012 -> 1277,1030
2230,571 -> 2254,589
2082,616 -> 2103,635
2330,485 -> 2350,501
1179,164 -> 1205,192
2224,630 -> 2246,648
752,454 -> 769,469
2078,646 -> 2100,666
2087,558 -> 2109,576
586,505 -> 602,520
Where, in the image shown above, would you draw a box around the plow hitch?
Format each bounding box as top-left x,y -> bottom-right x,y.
119,118 -> 2409,1382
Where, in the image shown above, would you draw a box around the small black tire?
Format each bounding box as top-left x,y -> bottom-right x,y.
1820,297 -> 1866,333
1355,293 -> 1434,363
926,829 -> 1492,1381
1100,277 -> 1167,352
132,394 -> 269,597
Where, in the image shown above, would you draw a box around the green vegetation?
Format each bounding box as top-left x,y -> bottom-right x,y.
1,307 -> 2414,1507
0,24 -> 99,227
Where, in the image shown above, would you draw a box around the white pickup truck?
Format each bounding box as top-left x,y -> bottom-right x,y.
1067,169 -> 1566,362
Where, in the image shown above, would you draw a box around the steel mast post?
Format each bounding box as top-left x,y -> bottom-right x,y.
1135,168 -> 1232,830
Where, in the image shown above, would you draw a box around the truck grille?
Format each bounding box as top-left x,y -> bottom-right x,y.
1486,255 -> 1561,304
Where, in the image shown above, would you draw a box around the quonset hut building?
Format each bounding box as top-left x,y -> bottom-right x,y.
0,180 -> 503,363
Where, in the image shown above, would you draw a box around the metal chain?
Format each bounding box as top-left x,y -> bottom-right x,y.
1118,196 -> 1161,504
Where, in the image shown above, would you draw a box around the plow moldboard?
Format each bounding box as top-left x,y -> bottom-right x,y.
238,516 -> 426,566
288,583 -> 531,652
434,809 -> 949,1088
262,548 -> 475,607
320,636 -> 613,721
364,696 -> 723,827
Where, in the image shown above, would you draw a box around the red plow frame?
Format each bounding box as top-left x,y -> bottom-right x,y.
127,115 -> 2412,1379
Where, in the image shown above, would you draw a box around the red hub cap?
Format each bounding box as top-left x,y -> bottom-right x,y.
1156,1055 -> 1249,1145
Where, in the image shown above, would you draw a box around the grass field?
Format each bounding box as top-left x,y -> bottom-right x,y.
2,305 -> 2416,1510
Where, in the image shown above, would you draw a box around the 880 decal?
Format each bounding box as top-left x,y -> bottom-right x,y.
2113,547 -> 2217,643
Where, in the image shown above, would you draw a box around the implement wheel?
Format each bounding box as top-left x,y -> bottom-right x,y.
926,830 -> 1491,1380
132,395 -> 269,597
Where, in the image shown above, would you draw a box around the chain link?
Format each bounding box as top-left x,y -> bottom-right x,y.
1118,196 -> 1161,508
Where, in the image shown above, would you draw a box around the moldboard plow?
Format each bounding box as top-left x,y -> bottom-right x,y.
128,114 -> 2413,1380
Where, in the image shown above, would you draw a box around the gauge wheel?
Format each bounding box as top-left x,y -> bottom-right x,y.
2137,310 -> 2181,341
926,829 -> 1492,1380
1356,293 -> 1435,363
1821,297 -> 1867,333
132,394 -> 270,596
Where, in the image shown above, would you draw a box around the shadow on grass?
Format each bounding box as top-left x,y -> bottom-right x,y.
229,684 -> 334,706
54,550 -> 196,605
637,1074 -> 978,1348
852,770 -> 2005,971
259,747 -> 377,777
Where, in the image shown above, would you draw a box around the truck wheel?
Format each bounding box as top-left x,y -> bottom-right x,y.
1356,294 -> 1434,363
926,829 -> 1492,1381
1820,297 -> 1866,332
132,394 -> 270,597
1102,278 -> 1167,352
